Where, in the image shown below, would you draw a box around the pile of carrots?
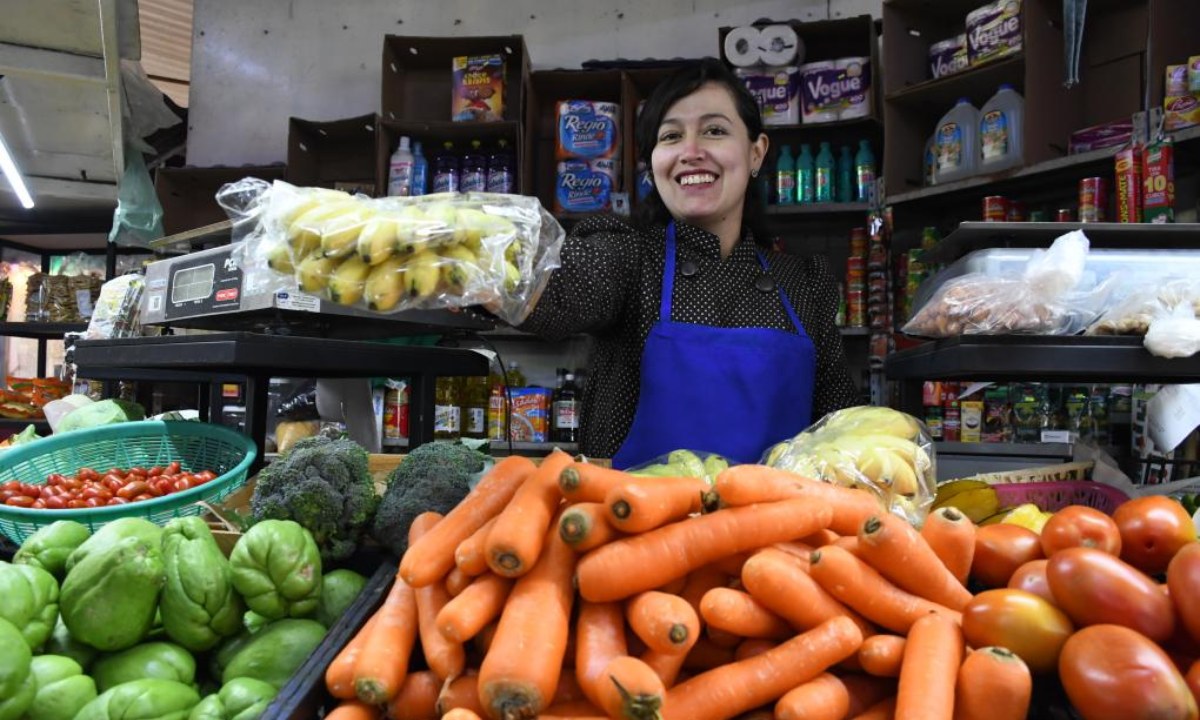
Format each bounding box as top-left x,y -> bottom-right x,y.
322,450 -> 1031,720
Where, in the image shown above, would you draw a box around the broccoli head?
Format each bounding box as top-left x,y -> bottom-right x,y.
371,441 -> 490,557
250,435 -> 378,562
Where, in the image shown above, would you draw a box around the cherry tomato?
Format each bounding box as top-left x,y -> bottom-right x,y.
1041,505 -> 1123,557
77,468 -> 99,482
116,480 -> 150,501
196,470 -> 216,483
132,493 -> 153,502
45,473 -> 66,487
30,499 -> 45,509
1113,496 -> 1197,576
1047,547 -> 1175,643
106,497 -> 128,506
85,497 -> 104,507
81,486 -> 111,501
148,466 -> 164,477
1187,661 -> 1200,710
43,495 -> 66,510
5,495 -> 35,507
1060,624 -> 1197,720
1168,543 -> 1200,645
126,468 -> 147,480
972,524 -> 1045,588
166,461 -> 182,475
1,480 -> 20,491
103,476 -> 125,492
173,478 -> 193,493
1008,559 -> 1055,604
67,499 -> 88,509
963,588 -> 1073,674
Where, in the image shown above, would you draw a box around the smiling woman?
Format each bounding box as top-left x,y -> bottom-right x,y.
515,59 -> 859,467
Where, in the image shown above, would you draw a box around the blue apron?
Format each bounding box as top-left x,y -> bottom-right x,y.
612,222 -> 818,469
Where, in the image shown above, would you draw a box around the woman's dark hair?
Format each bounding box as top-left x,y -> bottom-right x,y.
633,58 -> 772,248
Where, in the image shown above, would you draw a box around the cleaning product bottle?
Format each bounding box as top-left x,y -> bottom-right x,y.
924,134 -> 938,186
978,84 -> 1025,173
775,145 -> 796,205
461,140 -> 487,193
486,138 -> 515,193
797,143 -> 815,203
933,98 -> 981,184
837,145 -> 854,203
411,141 -> 428,196
854,140 -> 876,202
815,142 -> 835,202
387,136 -> 415,197
433,141 -> 460,193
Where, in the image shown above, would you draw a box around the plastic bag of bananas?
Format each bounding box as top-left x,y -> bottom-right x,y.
215,178 -> 565,325
762,406 -> 937,526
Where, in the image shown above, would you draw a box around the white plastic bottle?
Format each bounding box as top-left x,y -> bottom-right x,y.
933,98 -> 980,184
387,136 -> 415,196
978,84 -> 1024,173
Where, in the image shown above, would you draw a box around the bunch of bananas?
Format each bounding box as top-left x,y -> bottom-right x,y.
931,479 -> 1000,523
764,406 -> 935,523
264,189 -> 527,312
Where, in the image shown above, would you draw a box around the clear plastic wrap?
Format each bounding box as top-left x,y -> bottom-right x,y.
627,449 -> 732,486
215,179 -> 565,325
84,274 -> 146,340
1088,277 -> 1200,336
763,406 -> 937,526
903,230 -> 1113,338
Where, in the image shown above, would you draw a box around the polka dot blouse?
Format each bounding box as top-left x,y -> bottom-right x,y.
518,214 -> 860,460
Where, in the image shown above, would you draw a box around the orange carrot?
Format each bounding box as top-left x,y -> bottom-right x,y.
326,700 -> 380,720
851,696 -> 897,720
700,587 -> 793,639
559,502 -> 622,552
832,535 -> 860,556
711,551 -> 753,577
741,547 -> 872,635
895,613 -> 963,720
680,636 -> 737,672
663,617 -> 864,720
353,572 -> 418,704
953,647 -> 1032,720
559,462 -> 638,503
445,566 -> 472,597
473,622 -> 498,657
540,699 -> 607,720
774,672 -> 850,720
385,670 -> 440,720
679,565 -> 731,619
409,513 -> 466,681
401,455 -> 536,587
920,507 -> 977,586
606,476 -> 710,533
437,572 -> 514,643
455,516 -> 499,576
858,514 -> 972,611
858,634 -> 907,678
326,610 -> 379,699
808,546 -> 961,634
712,464 -> 881,535
626,591 -> 700,655
478,521 -> 577,720
800,528 -> 841,547
575,601 -> 629,708
436,673 -> 486,717
442,709 -> 483,720
655,575 -> 688,596
594,656 -> 667,720
771,541 -> 815,566
842,675 -> 898,718
553,673 -> 587,704
641,649 -> 689,688
577,497 -> 833,602
734,639 -> 778,662
485,449 -> 574,577
704,626 -> 743,649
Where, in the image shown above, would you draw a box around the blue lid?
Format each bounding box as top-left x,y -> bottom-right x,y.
998,83 -> 1015,91
957,97 -> 970,105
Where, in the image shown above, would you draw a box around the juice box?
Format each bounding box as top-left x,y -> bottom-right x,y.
452,54 -> 506,122
508,387 -> 550,442
1141,137 -> 1175,224
961,400 -> 984,443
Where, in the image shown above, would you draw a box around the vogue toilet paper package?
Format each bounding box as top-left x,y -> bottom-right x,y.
736,66 -> 801,126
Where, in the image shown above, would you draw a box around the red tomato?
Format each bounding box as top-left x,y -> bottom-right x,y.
116,480 -> 150,501
148,466 -> 164,477
1169,543 -> 1200,645
76,468 -> 99,482
1060,624 -> 1198,720
45,473 -> 66,487
1113,497 -> 1197,576
67,499 -> 88,509
1188,660 -> 1200,709
1007,559 -> 1055,604
1041,505 -> 1122,557
4,495 -> 35,507
972,524 -> 1045,588
44,495 -> 66,510
0,480 -> 20,491
106,497 -> 128,506
173,478 -> 193,493
1047,547 -> 1176,643
962,588 -> 1074,674
131,493 -> 153,502
30,499 -> 44,509
103,476 -> 125,492
196,470 -> 216,483
166,461 -> 181,475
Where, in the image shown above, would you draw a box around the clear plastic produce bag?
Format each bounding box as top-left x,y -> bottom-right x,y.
216,179 -> 565,325
762,406 -> 936,525
626,449 -> 732,485
1088,276 -> 1200,336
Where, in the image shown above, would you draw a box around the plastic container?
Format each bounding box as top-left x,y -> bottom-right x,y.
432,141 -> 460,194
837,145 -> 854,203
924,134 -> 937,186
994,481 -> 1129,515
386,136 -> 414,197
0,420 -> 257,543
775,144 -> 796,205
979,84 -> 1024,173
410,141 -> 428,196
797,143 -> 815,203
486,138 -> 515,194
815,141 -> 835,202
934,98 -> 980,184
460,140 -> 488,193
854,140 -> 876,202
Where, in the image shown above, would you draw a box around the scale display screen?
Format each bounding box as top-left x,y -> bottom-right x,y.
171,264 -> 215,304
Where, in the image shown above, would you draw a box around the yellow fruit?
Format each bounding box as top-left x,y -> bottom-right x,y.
321,206 -> 372,258
394,206 -> 431,255
327,255 -> 372,306
286,200 -> 356,255
403,250 -> 441,299
357,216 -> 398,266
936,486 -> 1000,524
265,244 -> 295,275
296,252 -> 340,294
1002,503 -> 1052,534
439,244 -> 478,293
933,479 -> 992,508
364,256 -> 407,312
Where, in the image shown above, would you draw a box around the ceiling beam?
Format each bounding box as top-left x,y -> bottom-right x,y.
0,42 -> 106,83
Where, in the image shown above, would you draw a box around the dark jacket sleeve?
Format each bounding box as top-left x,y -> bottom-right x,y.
806,255 -> 861,421
516,215 -> 643,341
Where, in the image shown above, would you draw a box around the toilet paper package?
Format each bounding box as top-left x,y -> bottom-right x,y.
967,0 -> 1023,67
799,61 -> 839,124
555,158 -> 619,214
929,35 -> 969,79
835,57 -> 872,120
758,24 -> 802,66
556,100 -> 621,161
724,26 -> 764,67
736,66 -> 800,126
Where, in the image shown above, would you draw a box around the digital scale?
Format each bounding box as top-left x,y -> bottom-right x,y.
140,243 -> 493,338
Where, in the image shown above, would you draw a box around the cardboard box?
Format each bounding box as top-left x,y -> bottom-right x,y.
154,165 -> 286,236
961,401 -> 984,443
381,35 -> 529,123
286,114 -> 379,194
508,387 -> 551,443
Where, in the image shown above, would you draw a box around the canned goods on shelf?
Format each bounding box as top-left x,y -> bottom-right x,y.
1056,208 -> 1074,222
1078,177 -> 1109,222
1006,200 -> 1027,222
983,195 -> 1008,222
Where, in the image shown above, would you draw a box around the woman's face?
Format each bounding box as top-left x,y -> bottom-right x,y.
650,82 -> 768,237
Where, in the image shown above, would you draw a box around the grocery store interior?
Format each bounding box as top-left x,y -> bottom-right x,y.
1,0 -> 1199,717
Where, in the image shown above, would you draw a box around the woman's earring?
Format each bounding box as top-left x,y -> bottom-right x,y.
751,168 -> 759,178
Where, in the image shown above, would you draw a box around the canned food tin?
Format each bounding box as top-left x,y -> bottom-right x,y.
849,228 -> 869,258
1006,200 -> 1027,222
847,290 -> 866,327
983,195 -> 1009,222
1029,210 -> 1048,222
1078,177 -> 1108,222
1056,208 -> 1074,222
846,256 -> 866,282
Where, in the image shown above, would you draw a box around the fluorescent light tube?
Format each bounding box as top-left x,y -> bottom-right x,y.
0,131 -> 34,209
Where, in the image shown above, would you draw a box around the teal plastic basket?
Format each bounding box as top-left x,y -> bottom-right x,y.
0,420 -> 256,544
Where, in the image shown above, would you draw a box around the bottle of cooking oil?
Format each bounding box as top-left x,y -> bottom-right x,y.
487,360 -> 508,441
434,376 -> 461,440
462,375 -> 489,439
